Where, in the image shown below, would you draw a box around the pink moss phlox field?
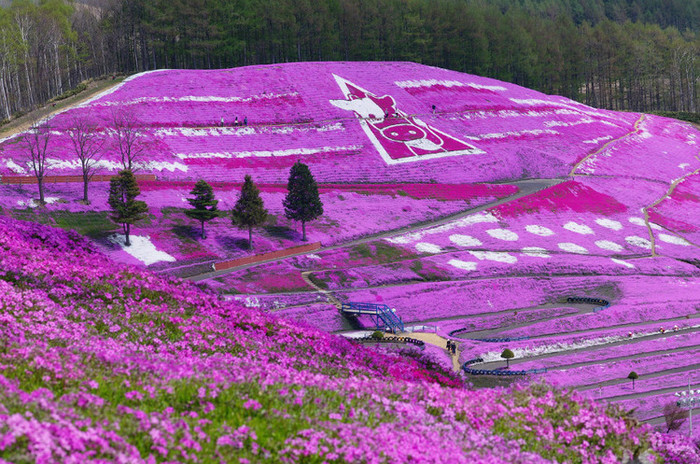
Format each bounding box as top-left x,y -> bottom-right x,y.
2,215 -> 697,462
380,179 -> 700,261
308,254 -> 699,290
5,61 -> 693,185
0,180 -> 508,269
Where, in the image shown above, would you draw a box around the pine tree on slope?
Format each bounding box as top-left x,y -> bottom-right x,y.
185,179 -> 222,239
283,161 -> 323,242
231,175 -> 267,249
108,170 -> 148,247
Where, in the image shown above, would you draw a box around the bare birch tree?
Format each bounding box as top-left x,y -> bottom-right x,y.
110,108 -> 145,171
17,119 -> 53,205
67,112 -> 104,203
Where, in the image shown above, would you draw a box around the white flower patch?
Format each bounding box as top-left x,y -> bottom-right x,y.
447,259 -> 478,271
525,225 -> 554,237
143,161 -> 189,172
94,91 -> 301,106
563,221 -> 594,235
415,242 -> 442,254
386,212 -> 498,244
557,243 -> 588,254
486,229 -> 519,241
628,216 -> 646,227
543,118 -> 594,128
478,326 -> 700,362
3,159 -> 26,173
595,218 -> 623,231
175,145 -> 361,160
394,79 -> 507,91
595,240 -> 623,252
108,234 -> 176,266
625,236 -> 652,249
237,296 -> 261,308
611,258 -> 635,269
469,250 -> 517,264
17,197 -> 60,208
521,247 -> 550,258
583,136 -> 613,145
395,79 -> 465,88
449,234 -> 482,247
469,129 -> 559,141
658,234 -> 691,246
77,69 -> 169,107
465,83 -> 507,91
305,254 -> 322,260
628,217 -> 662,230
44,159 -> 189,173
679,163 -> 690,170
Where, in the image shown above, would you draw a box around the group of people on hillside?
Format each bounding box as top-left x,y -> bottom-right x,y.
446,340 -> 457,355
221,116 -> 248,127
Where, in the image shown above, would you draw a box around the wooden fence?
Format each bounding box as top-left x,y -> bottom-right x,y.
213,242 -> 321,272
0,174 -> 157,184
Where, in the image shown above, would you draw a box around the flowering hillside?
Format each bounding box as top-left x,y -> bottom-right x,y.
5,215 -> 699,463
1,62 -> 697,270
1,62 -> 700,459
0,62 -> 673,185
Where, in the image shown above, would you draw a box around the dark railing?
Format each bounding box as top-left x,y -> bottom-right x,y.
355,336 -> 425,350
341,302 -> 405,333
566,297 -> 610,313
449,296 -> 612,339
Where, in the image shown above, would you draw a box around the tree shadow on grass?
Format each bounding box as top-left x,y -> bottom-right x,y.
216,235 -> 251,252
172,225 -> 200,241
93,235 -> 122,251
263,225 -> 299,241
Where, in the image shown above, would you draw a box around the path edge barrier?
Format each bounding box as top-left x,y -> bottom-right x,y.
1,174 -> 157,184
566,297 -> 610,313
213,242 -> 321,272
355,336 -> 425,351
461,357 -> 547,376
448,296 -> 611,340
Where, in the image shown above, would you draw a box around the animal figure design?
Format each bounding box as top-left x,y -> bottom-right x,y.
329,75 -> 484,164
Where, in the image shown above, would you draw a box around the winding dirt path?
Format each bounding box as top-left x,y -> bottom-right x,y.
642,158 -> 700,256
0,78 -> 123,142
568,113 -> 646,176
301,271 -> 341,309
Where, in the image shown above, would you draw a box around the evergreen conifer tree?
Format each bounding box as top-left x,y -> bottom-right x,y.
108,170 -> 148,247
283,161 -> 323,241
185,179 -> 222,239
231,175 -> 267,249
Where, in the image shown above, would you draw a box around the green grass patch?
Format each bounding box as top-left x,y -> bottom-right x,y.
307,273 -> 329,290
52,211 -> 117,238
349,241 -> 410,264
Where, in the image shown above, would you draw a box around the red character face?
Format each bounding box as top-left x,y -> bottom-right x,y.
380,123 -> 427,142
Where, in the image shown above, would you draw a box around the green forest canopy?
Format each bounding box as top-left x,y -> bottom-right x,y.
0,0 -> 697,121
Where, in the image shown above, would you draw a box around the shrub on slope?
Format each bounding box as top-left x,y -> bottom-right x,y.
0,216 -> 696,463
